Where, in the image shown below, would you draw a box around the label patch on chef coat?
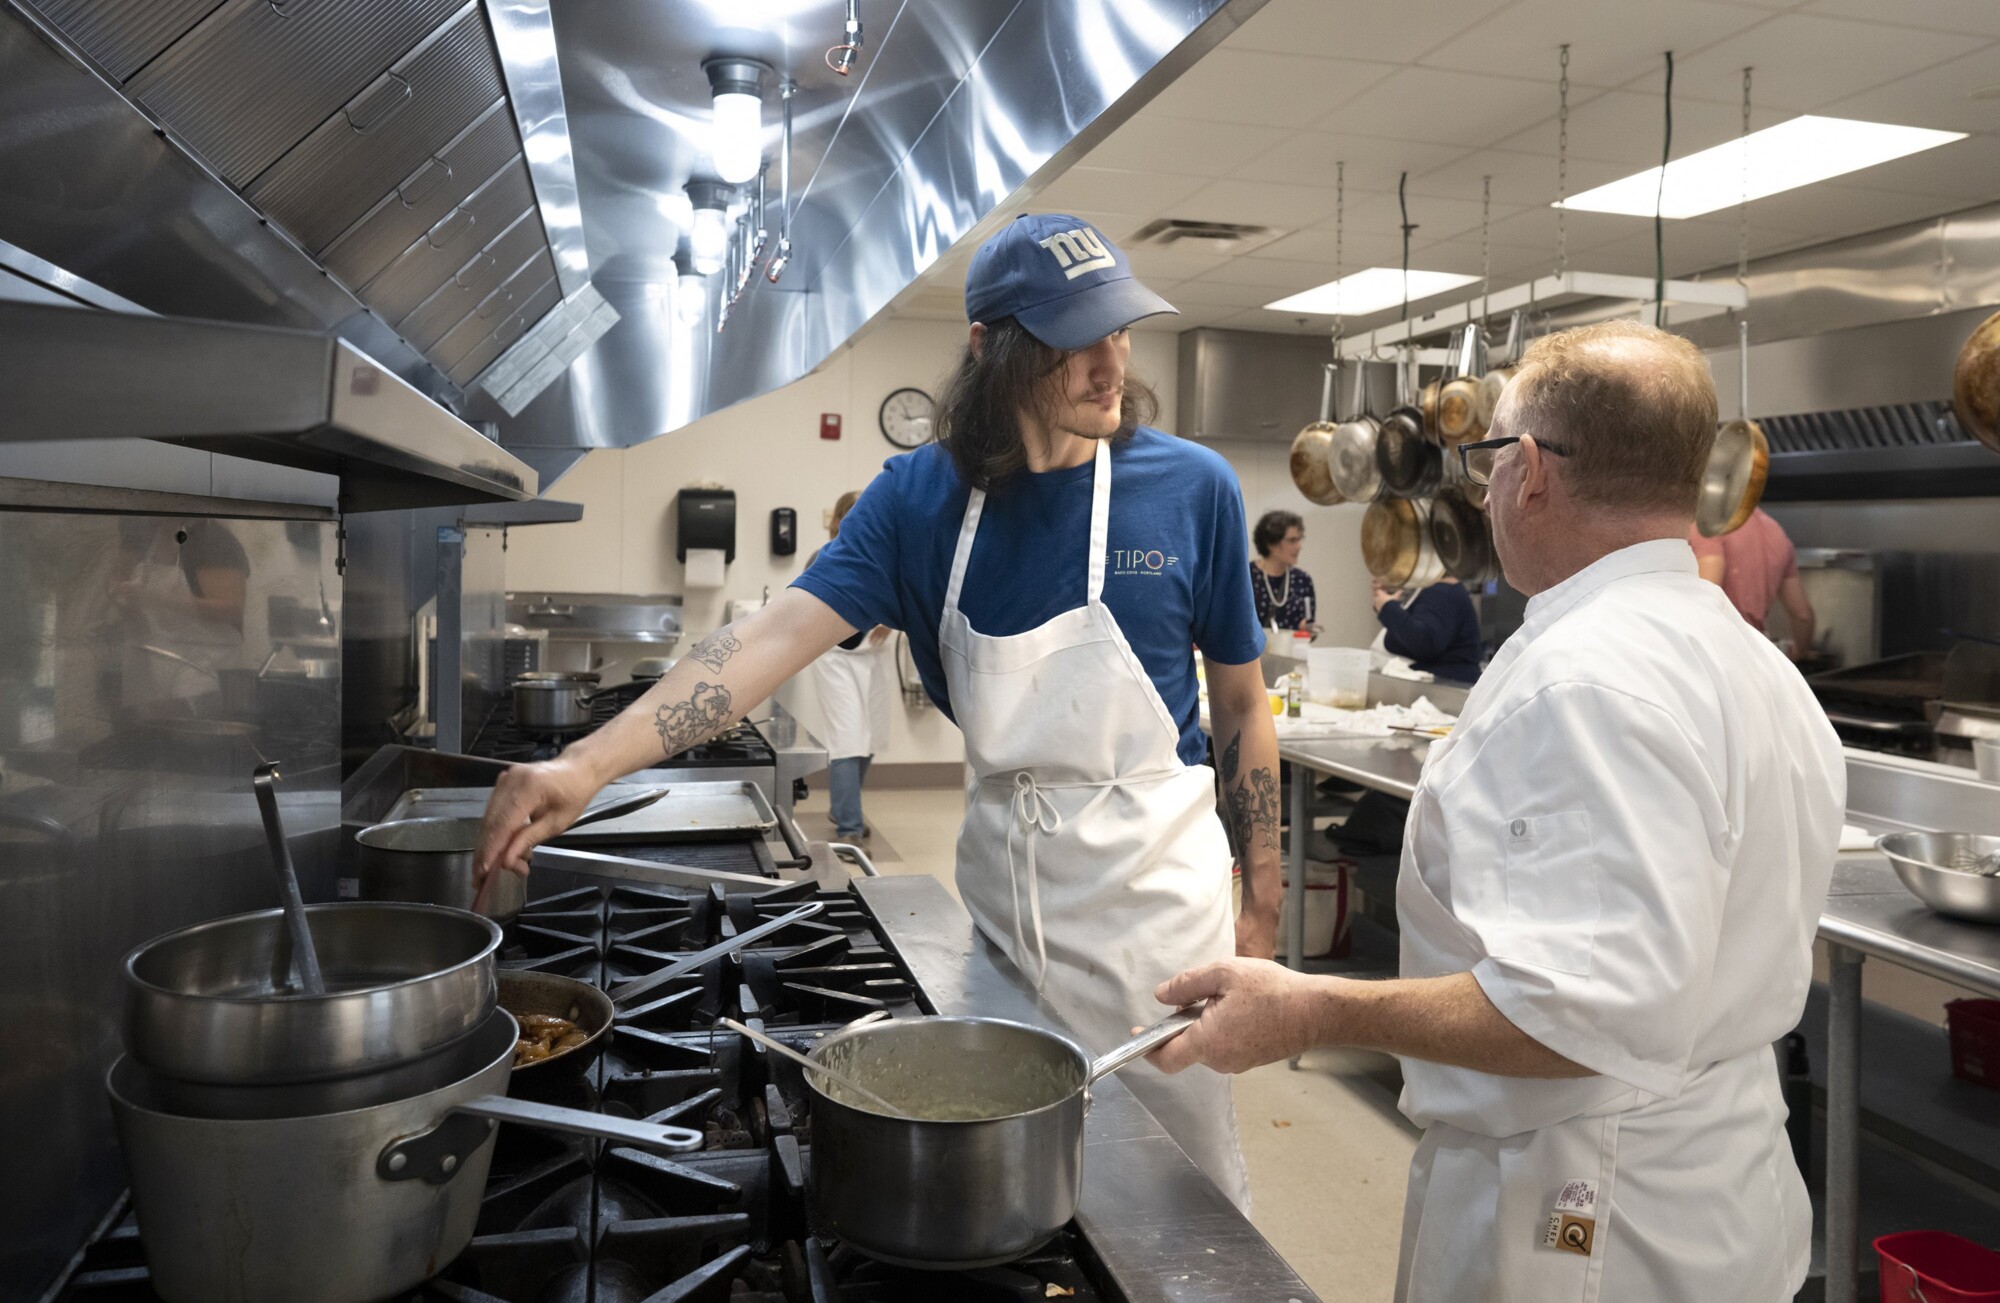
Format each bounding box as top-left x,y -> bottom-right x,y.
1543,1178 -> 1598,1256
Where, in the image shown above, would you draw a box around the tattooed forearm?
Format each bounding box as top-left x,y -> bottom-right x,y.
687,628 -> 742,673
1217,729 -> 1280,854
653,681 -> 734,757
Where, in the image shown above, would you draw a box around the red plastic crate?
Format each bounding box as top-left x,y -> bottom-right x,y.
1875,1231 -> 2000,1303
1945,999 -> 2000,1090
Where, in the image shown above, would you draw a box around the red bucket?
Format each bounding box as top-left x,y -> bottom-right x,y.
1875,1231 -> 2000,1303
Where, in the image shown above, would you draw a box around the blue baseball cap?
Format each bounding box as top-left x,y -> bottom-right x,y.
964,214 -> 1177,350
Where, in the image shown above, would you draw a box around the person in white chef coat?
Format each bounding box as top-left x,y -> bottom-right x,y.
807,488 -> 894,840
470,214 -> 1281,1212
1145,320 -> 1846,1301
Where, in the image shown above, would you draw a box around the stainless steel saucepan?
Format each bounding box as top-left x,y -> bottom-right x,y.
354,789 -> 670,922
509,670 -> 605,732
122,902 -> 500,1087
108,1009 -> 701,1303
801,1008 -> 1199,1269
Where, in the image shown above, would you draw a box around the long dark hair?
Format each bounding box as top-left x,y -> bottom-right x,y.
932,317 -> 1158,493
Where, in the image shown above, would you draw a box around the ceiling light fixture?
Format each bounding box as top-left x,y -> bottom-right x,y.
1265,268 -> 1480,318
686,180 -> 733,276
674,251 -> 706,324
1558,115 -> 1965,219
702,57 -> 773,186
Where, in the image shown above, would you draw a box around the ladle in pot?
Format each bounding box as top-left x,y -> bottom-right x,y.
250,762 -> 324,995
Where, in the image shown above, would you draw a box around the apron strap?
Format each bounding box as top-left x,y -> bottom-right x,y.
943,487 -> 986,614
1006,771 -> 1061,990
1086,438 -> 1111,603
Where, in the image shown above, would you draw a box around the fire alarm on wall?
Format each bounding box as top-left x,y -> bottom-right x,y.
820,413 -> 842,440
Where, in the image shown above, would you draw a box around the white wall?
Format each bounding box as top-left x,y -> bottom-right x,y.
504,321 -> 1380,762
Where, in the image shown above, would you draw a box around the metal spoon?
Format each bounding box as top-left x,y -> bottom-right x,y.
562,786 -> 672,832
718,1016 -> 912,1119
250,762 -> 325,996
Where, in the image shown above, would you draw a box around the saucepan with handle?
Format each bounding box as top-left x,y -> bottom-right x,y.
795,1007 -> 1201,1269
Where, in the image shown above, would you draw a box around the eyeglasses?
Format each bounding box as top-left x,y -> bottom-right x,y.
1457,435 -> 1573,487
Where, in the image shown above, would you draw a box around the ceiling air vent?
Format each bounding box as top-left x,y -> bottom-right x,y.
1126,219 -> 1286,256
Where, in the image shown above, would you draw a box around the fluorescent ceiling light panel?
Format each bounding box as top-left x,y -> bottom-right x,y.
1559,116 -> 1966,219
1264,267 -> 1480,316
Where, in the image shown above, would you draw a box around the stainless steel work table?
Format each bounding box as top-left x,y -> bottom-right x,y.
1261,725 -> 2000,1303
858,874 -> 1322,1303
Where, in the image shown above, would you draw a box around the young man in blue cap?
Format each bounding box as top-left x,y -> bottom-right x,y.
472,215 -> 1280,1208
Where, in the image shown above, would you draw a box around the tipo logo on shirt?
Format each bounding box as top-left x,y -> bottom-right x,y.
1037,227 -> 1116,280
1108,547 -> 1179,577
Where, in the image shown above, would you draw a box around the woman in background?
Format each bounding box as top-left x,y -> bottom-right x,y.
1369,575 -> 1483,684
1250,510 -> 1317,634
807,490 -> 894,840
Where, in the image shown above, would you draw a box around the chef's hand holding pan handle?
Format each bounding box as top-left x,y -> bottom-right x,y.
1146,958 -> 1321,1076
472,756 -> 602,907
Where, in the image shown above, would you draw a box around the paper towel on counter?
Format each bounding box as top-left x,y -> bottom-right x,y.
684,547 -> 726,589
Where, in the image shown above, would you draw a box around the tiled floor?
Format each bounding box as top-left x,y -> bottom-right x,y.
796,783 -> 1418,1302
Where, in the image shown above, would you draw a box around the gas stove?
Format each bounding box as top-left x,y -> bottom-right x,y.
52,880 -> 1125,1303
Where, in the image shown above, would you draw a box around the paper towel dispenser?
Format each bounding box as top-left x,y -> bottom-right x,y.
677,487 -> 736,562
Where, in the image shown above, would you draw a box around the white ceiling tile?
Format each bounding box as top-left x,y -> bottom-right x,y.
1621,14 -> 1979,112
1419,0 -> 1773,90
1123,244 -> 1236,282
1161,278 -> 1301,309
1081,115 -> 1296,178
1492,91 -> 1793,166
1338,190 -> 1527,246
1820,44 -> 2000,135
1189,255 -> 1340,291
1804,0 -> 2000,37
1245,228 -> 1407,268
1224,0 -> 1518,64
1142,49 -> 1396,128
1229,130 -> 1466,190
1402,148 -> 1636,207
1404,237 -> 1557,280
1033,167 -> 1212,217
1310,66 -> 1580,148
1173,178 -> 1345,228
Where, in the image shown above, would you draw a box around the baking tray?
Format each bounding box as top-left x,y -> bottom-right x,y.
381,781 -> 778,843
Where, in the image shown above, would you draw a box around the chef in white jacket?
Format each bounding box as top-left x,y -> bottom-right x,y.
1147,320 -> 1845,1301
808,489 -> 894,840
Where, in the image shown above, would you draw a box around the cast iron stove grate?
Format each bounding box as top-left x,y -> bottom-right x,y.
56,881 -> 1118,1303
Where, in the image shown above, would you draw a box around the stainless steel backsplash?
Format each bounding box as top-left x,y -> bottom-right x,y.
0,509 -> 340,1299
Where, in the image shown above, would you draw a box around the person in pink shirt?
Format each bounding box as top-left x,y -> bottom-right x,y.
1688,507 -> 1816,659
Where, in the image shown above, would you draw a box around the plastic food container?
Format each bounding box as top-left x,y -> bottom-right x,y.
1309,648 -> 1371,709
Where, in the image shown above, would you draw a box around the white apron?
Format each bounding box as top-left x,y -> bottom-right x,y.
812,634 -> 892,761
1393,728 -> 1810,1302
938,440 -> 1250,1210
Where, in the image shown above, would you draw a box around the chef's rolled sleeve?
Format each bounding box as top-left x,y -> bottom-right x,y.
1442,681 -> 1728,1099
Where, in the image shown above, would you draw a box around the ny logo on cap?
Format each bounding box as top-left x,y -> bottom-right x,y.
1037,227 -> 1115,280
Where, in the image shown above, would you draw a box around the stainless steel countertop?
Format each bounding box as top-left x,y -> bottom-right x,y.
1822,843 -> 2000,998
857,875 -> 1321,1303
1265,727 -> 2000,1001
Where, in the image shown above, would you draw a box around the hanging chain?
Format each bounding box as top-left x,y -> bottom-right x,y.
1737,66 -> 1753,290
1332,160 -> 1345,351
1480,174 -> 1492,324
1555,43 -> 1571,278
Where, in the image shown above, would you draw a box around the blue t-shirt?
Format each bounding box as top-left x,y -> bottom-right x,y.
793,429 -> 1264,764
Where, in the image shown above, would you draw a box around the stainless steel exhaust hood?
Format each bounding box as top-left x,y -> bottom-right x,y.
0,300 -> 535,511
